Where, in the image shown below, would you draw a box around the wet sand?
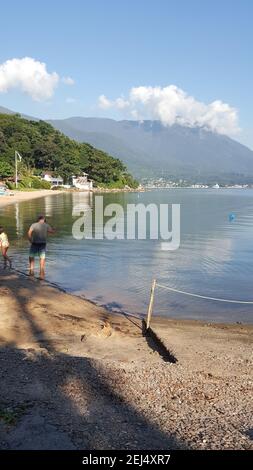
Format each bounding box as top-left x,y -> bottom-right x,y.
0,268 -> 252,450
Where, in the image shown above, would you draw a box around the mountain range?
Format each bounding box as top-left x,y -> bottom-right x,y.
1,105 -> 253,181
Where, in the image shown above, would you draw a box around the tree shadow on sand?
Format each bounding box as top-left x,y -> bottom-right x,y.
0,272 -> 186,450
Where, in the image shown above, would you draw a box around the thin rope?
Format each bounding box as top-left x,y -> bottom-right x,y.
156,283 -> 253,305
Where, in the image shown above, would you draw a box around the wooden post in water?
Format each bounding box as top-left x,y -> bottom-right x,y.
146,279 -> 156,331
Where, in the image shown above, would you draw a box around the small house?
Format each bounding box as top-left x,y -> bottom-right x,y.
72,173 -> 93,191
42,173 -> 64,187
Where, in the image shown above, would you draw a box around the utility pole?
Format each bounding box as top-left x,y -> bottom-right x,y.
15,151 -> 18,188
15,151 -> 22,188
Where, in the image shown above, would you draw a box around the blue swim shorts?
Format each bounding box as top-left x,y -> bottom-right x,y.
29,243 -> 46,259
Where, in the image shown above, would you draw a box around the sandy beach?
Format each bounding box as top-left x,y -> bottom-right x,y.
0,267 -> 252,450
0,189 -> 65,210
0,188 -> 143,212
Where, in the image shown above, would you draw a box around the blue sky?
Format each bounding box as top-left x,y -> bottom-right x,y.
0,0 -> 252,148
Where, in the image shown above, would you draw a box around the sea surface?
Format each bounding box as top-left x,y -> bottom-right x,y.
1,189 -> 253,323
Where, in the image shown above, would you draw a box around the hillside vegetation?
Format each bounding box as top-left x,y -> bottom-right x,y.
0,114 -> 138,188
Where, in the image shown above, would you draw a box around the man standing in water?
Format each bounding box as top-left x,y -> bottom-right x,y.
28,215 -> 55,279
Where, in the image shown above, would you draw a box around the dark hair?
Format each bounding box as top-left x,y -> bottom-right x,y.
37,214 -> 46,222
0,226 -> 3,232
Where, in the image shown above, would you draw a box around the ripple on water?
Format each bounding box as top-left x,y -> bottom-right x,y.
2,189 -> 253,323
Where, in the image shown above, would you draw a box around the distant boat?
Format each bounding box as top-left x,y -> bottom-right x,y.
212,183 -> 220,189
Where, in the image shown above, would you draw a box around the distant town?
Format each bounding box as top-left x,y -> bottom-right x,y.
141,177 -> 253,189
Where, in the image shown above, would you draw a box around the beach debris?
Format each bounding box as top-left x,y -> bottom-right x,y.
100,321 -> 112,338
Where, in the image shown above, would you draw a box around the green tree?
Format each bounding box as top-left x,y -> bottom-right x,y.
0,113 -> 138,188
0,161 -> 13,178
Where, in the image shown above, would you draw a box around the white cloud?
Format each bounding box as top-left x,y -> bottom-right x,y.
66,97 -> 76,103
0,57 -> 59,101
98,94 -> 113,109
98,85 -> 240,136
62,76 -> 75,85
98,94 -> 130,110
115,97 -> 130,109
0,57 -> 75,101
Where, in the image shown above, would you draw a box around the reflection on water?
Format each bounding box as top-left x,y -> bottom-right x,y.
1,189 -> 253,323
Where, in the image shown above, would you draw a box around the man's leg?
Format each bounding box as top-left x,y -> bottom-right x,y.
39,257 -> 45,279
29,256 -> 35,275
39,244 -> 46,279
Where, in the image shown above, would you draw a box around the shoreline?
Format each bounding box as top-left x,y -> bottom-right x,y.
0,268 -> 252,450
3,185 -> 250,213
0,189 -> 65,209
14,266 -> 253,327
0,187 -> 145,210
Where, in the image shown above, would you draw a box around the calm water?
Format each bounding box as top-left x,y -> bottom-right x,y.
1,189 -> 253,323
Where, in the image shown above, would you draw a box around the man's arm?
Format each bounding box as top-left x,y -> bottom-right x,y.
47,225 -> 56,235
28,227 -> 33,242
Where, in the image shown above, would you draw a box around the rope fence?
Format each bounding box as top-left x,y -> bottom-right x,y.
156,283 -> 253,305
144,279 -> 253,333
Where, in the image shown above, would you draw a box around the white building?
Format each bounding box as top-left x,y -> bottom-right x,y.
42,173 -> 64,187
72,173 -> 93,191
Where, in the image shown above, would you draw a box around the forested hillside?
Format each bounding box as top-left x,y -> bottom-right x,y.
49,117 -> 253,180
0,114 -> 138,188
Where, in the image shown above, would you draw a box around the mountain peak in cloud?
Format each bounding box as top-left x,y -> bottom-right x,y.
98,85 -> 240,137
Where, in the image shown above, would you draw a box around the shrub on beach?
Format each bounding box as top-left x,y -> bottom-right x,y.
19,176 -> 51,190
5,181 -> 15,190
